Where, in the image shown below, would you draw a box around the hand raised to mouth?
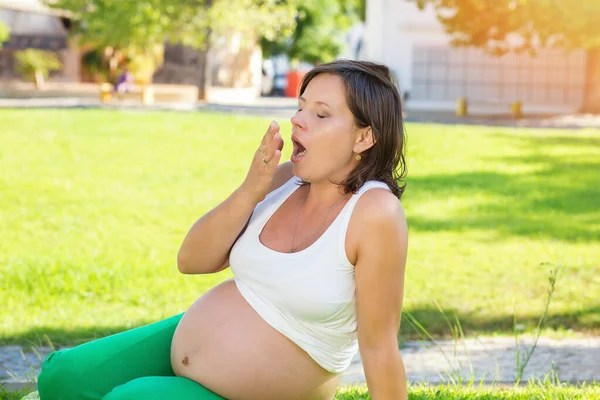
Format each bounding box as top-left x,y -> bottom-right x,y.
239,121 -> 284,204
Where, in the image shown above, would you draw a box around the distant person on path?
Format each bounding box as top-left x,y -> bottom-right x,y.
37,60 -> 409,400
114,67 -> 134,96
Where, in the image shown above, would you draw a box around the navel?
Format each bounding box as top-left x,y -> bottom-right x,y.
182,356 -> 189,366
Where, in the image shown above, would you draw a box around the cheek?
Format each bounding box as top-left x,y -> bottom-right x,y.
326,124 -> 355,158
313,138 -> 352,168
308,119 -> 355,165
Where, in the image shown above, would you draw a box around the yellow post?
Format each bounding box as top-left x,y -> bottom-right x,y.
456,97 -> 468,117
511,101 -> 523,119
99,83 -> 112,103
142,86 -> 155,105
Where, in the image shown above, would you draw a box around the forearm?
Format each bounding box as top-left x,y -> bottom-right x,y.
362,348 -> 407,400
177,187 -> 256,274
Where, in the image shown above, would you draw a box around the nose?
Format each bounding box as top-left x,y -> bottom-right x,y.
290,110 -> 306,130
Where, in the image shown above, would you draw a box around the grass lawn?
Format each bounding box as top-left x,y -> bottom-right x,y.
3,383 -> 599,400
339,383 -> 600,399
1,109 -> 599,348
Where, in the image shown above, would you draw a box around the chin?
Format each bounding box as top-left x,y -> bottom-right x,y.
292,164 -> 307,181
292,160 -> 347,185
294,164 -> 323,185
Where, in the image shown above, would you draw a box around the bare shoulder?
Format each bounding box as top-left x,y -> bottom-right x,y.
354,188 -> 406,224
267,161 -> 294,193
346,188 -> 407,264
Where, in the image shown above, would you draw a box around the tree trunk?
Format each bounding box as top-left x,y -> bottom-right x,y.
34,70 -> 45,90
582,46 -> 600,114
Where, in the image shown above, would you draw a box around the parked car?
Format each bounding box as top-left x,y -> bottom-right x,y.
261,55 -> 313,97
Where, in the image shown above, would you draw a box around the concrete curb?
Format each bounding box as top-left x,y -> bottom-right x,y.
1,381 -> 36,392
3,337 -> 600,392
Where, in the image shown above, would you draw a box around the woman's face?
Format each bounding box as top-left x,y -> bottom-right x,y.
290,73 -> 362,184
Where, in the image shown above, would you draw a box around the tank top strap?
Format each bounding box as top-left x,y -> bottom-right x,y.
264,175 -> 302,205
336,181 -> 392,262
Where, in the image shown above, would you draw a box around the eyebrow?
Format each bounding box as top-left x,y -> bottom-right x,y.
299,97 -> 330,108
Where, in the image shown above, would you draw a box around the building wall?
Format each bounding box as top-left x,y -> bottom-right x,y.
364,0 -> 587,113
364,0 -> 443,92
0,6 -> 79,81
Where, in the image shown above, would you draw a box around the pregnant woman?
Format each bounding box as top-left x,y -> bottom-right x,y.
37,59 -> 409,400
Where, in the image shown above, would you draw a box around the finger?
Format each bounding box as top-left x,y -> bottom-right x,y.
271,149 -> 282,165
266,132 -> 283,160
268,122 -> 280,148
258,143 -> 268,156
257,124 -> 275,155
261,121 -> 279,146
263,149 -> 282,168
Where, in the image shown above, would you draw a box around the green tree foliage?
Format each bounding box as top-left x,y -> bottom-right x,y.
412,0 -> 600,111
261,0 -> 363,65
46,0 -> 298,50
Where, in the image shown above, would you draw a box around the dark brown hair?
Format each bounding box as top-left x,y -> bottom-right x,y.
299,59 -> 407,199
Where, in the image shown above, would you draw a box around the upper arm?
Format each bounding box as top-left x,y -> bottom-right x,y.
354,190 -> 408,351
213,162 -> 295,273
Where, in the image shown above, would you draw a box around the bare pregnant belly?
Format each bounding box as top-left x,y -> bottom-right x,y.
170,279 -> 340,400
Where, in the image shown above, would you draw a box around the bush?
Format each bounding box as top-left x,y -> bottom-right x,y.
13,49 -> 62,89
0,22 -> 9,47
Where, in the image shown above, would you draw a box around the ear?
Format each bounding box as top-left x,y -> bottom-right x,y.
353,126 -> 376,154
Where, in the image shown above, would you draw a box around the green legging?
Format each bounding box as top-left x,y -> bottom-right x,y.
37,313 -> 226,400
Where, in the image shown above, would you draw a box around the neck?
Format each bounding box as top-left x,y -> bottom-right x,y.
300,180 -> 348,213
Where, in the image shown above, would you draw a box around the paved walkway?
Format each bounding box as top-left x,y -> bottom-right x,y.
1,96 -> 600,129
2,336 -> 599,391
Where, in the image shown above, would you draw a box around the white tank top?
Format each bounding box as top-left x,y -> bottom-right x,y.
230,176 -> 391,373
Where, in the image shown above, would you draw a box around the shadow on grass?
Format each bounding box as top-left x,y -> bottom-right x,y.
0,324 -> 155,349
399,304 -> 600,342
404,133 -> 600,243
491,131 -> 600,147
2,304 -> 599,347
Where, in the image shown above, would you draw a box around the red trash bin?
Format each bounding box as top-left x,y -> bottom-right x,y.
284,70 -> 306,98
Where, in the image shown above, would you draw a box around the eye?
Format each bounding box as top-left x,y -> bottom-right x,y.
296,108 -> 325,119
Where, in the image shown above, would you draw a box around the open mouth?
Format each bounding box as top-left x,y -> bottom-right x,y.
291,137 -> 306,162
